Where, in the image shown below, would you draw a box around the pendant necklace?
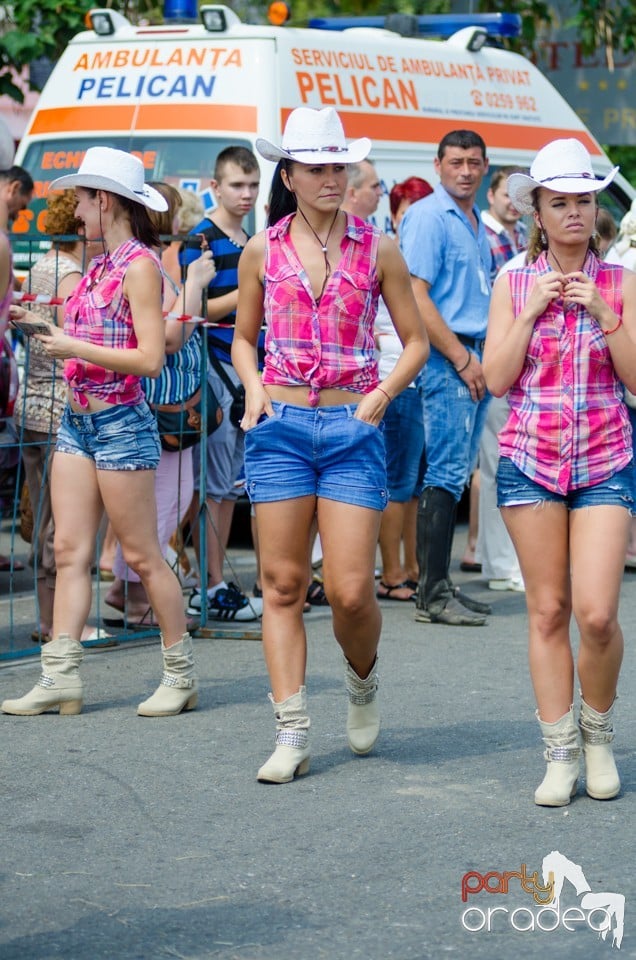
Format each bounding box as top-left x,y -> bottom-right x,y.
296,206 -> 340,301
547,248 -> 586,313
547,247 -> 586,276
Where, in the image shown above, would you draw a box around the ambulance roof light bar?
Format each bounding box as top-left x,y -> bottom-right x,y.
200,4 -> 241,32
86,8 -> 132,35
164,0 -> 199,22
307,12 -> 522,40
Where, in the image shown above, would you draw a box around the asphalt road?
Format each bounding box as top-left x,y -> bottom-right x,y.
1,549 -> 635,959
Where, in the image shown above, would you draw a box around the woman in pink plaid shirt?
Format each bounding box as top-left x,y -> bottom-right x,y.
3,148 -> 197,721
484,140 -> 636,808
233,108 -> 428,784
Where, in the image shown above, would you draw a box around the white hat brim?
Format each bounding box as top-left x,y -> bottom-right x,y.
255,136 -> 371,165
49,172 -> 168,212
508,167 -> 619,215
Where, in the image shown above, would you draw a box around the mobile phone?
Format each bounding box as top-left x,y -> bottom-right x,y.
10,318 -> 52,337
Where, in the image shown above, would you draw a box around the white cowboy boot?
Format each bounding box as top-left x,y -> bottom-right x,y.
257,686 -> 310,783
137,634 -> 198,717
579,696 -> 620,800
534,707 -> 581,806
1,635 -> 83,716
345,657 -> 379,755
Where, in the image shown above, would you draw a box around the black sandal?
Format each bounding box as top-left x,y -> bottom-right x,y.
376,581 -> 416,602
306,580 -> 330,606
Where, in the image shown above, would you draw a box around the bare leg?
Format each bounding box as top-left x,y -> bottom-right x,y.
36,580 -> 55,637
378,500 -> 410,594
403,497 -> 419,583
99,521 -> 118,575
104,576 -> 151,620
255,497 -> 316,701
51,453 -> 104,641
191,494 -> 235,588
570,505 -> 629,712
461,470 -> 480,566
251,512 -> 262,593
502,501 -> 573,722
98,470 -> 186,647
319,499 -> 383,678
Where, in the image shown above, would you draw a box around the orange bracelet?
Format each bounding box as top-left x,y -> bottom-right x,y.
603,317 -> 622,336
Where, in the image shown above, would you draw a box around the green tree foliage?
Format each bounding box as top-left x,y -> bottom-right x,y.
605,145 -> 636,188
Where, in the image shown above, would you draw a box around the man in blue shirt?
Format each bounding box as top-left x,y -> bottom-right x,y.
400,130 -> 492,626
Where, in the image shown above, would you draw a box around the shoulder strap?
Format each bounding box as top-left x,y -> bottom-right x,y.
208,349 -> 241,400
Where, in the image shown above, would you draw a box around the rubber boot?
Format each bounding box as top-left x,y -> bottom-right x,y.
137,633 -> 198,717
345,657 -> 379,755
257,686 -> 310,783
534,708 -> 581,806
415,487 -> 487,625
1,635 -> 83,716
579,696 -> 620,800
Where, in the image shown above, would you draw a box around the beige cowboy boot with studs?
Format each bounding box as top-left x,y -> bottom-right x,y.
257,686 -> 311,783
1,634 -> 84,716
534,707 -> 581,806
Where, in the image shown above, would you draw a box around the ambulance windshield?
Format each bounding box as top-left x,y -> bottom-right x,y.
12,136 -> 259,268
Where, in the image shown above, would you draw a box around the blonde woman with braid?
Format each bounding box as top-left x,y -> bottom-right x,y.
483,140 -> 636,806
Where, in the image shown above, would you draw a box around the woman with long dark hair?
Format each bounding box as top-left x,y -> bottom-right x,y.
232,108 -> 428,782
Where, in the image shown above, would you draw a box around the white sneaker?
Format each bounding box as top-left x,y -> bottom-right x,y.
488,577 -> 525,592
187,583 -> 263,621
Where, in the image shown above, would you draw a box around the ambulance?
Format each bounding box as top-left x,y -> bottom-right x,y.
12,3 -> 635,252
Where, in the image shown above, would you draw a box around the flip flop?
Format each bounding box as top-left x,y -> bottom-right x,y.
376,581 -> 416,602
459,561 -> 482,573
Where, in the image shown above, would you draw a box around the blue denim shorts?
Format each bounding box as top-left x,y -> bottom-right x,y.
56,401 -> 161,471
497,456 -> 635,512
244,401 -> 388,511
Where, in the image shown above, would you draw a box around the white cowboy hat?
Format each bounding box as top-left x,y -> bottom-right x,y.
50,147 -> 167,212
507,139 -> 618,215
256,107 -> 371,165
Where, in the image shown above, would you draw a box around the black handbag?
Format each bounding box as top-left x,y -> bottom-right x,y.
153,381 -> 222,452
209,352 -> 245,429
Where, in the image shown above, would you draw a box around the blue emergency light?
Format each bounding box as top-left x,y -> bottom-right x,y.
308,12 -> 521,39
164,0 -> 199,23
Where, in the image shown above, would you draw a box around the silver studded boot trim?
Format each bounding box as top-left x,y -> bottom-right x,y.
545,744 -> 581,762
276,729 -> 308,748
160,672 -> 194,689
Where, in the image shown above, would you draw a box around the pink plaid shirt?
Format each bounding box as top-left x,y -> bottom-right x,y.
63,238 -> 161,408
262,213 -> 381,405
499,251 -> 632,494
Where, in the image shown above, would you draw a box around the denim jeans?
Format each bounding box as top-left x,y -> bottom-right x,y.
421,347 -> 490,500
384,386 -> 425,502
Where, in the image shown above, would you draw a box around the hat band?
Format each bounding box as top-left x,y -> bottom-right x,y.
286,145 -> 349,154
539,172 -> 594,183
